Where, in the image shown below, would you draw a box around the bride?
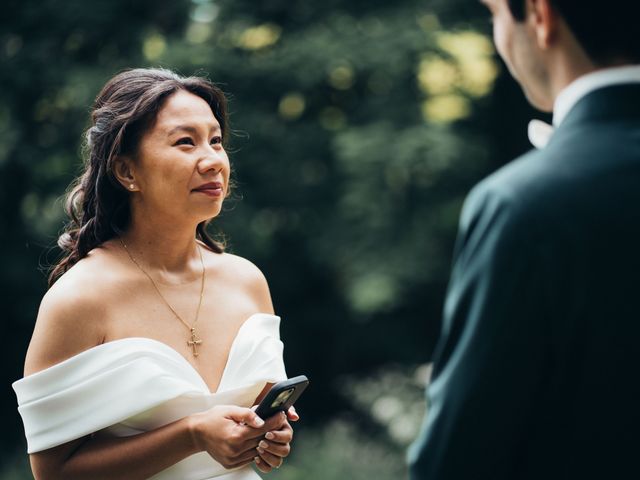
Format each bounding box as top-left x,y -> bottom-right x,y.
13,68 -> 297,479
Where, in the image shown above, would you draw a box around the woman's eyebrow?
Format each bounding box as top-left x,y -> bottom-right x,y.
167,124 -> 220,136
167,125 -> 198,136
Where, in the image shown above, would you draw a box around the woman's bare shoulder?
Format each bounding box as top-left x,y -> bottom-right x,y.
218,252 -> 267,280
206,250 -> 274,315
24,246 -> 124,375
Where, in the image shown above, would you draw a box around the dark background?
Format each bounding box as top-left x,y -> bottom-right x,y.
0,0 -> 541,477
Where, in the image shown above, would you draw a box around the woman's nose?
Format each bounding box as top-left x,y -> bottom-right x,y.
198,148 -> 226,173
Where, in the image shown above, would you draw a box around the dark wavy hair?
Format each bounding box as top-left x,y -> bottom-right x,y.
49,68 -> 229,286
507,0 -> 640,65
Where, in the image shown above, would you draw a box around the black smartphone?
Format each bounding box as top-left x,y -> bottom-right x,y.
255,375 -> 309,420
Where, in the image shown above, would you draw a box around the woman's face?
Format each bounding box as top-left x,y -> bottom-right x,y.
129,89 -> 230,224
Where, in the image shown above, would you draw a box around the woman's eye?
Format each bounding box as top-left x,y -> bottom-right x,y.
210,136 -> 223,145
175,137 -> 194,146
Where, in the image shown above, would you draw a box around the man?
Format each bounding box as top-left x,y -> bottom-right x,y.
408,0 -> 640,478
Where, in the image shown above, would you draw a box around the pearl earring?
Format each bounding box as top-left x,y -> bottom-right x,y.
129,184 -> 135,190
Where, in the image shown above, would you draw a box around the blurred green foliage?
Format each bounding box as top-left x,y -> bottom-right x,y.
1,0 -> 540,477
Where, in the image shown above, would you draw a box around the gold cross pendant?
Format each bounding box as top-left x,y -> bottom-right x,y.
187,328 -> 203,357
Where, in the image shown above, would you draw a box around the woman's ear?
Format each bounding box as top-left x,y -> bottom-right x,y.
113,155 -> 138,192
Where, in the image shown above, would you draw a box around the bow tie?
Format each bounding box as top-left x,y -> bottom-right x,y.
528,119 -> 554,149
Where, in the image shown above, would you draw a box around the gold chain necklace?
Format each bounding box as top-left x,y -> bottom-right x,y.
120,238 -> 206,357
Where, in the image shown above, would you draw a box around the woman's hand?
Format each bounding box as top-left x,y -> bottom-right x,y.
188,405 -> 284,470
254,407 -> 299,473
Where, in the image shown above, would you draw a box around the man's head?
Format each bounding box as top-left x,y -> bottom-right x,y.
507,0 -> 640,66
482,0 -> 640,111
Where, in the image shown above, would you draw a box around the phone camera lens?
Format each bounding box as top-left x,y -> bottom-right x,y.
270,388 -> 295,408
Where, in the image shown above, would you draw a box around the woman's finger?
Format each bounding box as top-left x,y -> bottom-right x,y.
286,406 -> 300,421
225,453 -> 257,470
264,428 -> 293,444
254,455 -> 273,473
258,439 -> 290,457
219,444 -> 263,470
256,447 -> 284,469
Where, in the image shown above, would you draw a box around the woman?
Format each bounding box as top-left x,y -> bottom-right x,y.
12,68 -> 297,480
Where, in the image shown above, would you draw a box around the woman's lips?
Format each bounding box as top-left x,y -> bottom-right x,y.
193,183 -> 224,197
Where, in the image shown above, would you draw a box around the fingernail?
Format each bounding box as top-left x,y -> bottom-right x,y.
254,417 -> 265,427
254,456 -> 261,464
257,447 -> 265,454
259,441 -> 269,449
265,432 -> 275,440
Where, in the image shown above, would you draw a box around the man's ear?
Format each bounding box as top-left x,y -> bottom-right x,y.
112,155 -> 138,192
527,0 -> 557,50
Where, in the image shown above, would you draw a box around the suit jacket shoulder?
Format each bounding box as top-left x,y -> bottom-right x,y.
409,84 -> 640,480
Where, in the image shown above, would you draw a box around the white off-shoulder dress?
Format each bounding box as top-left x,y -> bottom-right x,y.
13,313 -> 287,480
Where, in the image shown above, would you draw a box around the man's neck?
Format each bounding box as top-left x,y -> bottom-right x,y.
546,40 -> 596,103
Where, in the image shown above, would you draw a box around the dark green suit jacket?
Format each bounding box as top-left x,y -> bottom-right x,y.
408,84 -> 640,479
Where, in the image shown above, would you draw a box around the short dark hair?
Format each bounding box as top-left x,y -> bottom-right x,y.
507,0 -> 640,65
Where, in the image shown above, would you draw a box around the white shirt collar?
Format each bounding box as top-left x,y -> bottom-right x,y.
528,65 -> 640,148
553,65 -> 640,126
